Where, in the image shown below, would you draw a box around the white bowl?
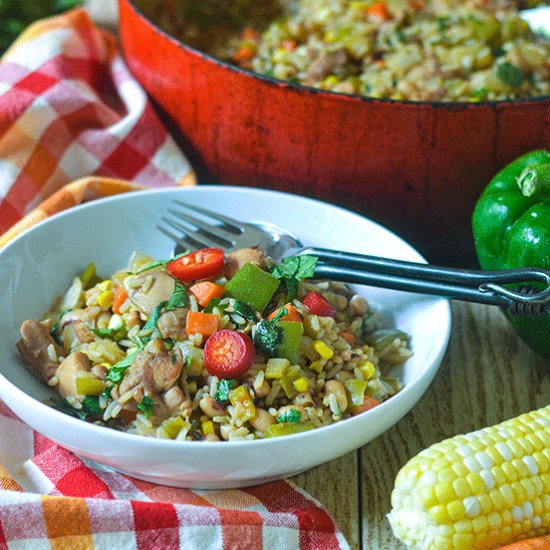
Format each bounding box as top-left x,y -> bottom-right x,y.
0,186 -> 451,489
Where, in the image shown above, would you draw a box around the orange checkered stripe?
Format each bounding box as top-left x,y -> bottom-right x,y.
0,8 -> 194,240
0,402 -> 348,549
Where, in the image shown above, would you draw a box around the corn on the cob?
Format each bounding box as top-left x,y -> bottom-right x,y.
388,405 -> 550,549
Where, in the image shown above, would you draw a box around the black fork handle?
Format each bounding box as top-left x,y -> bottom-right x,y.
299,247 -> 550,315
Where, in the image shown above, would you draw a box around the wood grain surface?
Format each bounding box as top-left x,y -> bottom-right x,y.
83,5 -> 550,548
293,302 -> 550,549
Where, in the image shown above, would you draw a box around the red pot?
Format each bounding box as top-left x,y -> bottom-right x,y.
118,0 -> 550,265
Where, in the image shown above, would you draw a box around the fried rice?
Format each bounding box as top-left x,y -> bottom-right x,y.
16,248 -> 411,441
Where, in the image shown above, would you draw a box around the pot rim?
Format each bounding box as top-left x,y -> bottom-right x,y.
123,0 -> 550,109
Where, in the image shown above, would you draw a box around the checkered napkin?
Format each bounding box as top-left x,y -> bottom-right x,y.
0,9 -> 350,550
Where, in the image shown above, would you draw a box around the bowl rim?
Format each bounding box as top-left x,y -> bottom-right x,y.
0,185 -> 452,450
122,0 -> 550,109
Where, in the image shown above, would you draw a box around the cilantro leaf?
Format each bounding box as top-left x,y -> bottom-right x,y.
82,396 -> 102,415
215,379 -> 236,404
166,281 -> 187,311
270,255 -> 318,301
92,324 -> 127,341
497,62 -> 524,87
137,395 -> 155,418
232,300 -> 257,321
106,351 -> 138,384
277,408 -> 301,423
203,297 -> 228,313
136,300 -> 168,347
49,395 -> 101,421
253,318 -> 283,357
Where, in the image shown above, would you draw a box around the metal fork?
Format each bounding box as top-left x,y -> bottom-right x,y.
158,199 -> 550,316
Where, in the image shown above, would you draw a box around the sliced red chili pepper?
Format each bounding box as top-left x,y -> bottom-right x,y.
203,329 -> 256,379
166,248 -> 224,282
303,291 -> 337,318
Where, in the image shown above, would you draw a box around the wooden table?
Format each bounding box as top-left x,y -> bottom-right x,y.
293,302 -> 550,549
83,4 -> 550,547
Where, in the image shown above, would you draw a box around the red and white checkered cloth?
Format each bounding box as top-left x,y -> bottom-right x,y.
0,8 -> 350,550
0,402 -> 349,549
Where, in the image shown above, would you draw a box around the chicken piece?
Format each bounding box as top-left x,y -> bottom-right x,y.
124,269 -> 175,316
306,49 -> 348,82
17,319 -> 64,382
55,351 -> 91,399
157,307 -> 188,341
118,339 -> 183,396
224,247 -> 267,279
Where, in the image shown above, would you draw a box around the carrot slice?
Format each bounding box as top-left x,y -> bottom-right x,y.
367,1 -> 391,21
498,536 -> 550,550
112,287 -> 128,315
233,45 -> 255,63
352,396 -> 380,415
267,303 -> 302,322
186,311 -> 219,336
190,281 -> 225,307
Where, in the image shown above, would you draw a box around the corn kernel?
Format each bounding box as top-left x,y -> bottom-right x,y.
97,290 -> 114,308
435,482 -> 455,504
309,360 -> 324,373
447,500 -> 466,521
265,358 -> 290,379
359,360 -> 376,380
202,420 -> 215,435
187,381 -> 197,395
293,377 -> 309,392
313,340 -> 334,360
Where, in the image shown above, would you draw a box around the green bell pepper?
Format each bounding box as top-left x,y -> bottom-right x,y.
472,149 -> 550,357
224,262 -> 280,312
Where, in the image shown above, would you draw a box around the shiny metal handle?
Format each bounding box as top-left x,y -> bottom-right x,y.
300,247 -> 550,315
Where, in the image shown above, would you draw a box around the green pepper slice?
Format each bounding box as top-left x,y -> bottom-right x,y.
275,321 -> 304,364
224,263 -> 280,312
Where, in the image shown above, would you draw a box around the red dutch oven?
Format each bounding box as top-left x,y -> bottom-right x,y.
118,0 -> 550,265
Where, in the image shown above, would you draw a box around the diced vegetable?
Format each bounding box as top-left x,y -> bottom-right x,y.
228,385 -> 256,424
312,339 -> 334,360
280,366 -> 300,398
265,358 -> 290,379
75,375 -> 105,396
202,420 -> 215,435
268,303 -> 301,322
352,395 -> 380,415
388,405 -> 550,549
293,377 -> 308,392
364,328 -> 409,350
203,329 -> 256,379
190,281 -> 225,307
275,321 -> 304,364
80,263 -> 99,289
303,291 -> 336,318
166,248 -> 225,282
344,378 -> 368,407
367,1 -> 391,20
264,421 -> 315,438
158,416 -> 188,439
186,311 -> 220,336
224,263 -> 280,312
112,286 -> 128,315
